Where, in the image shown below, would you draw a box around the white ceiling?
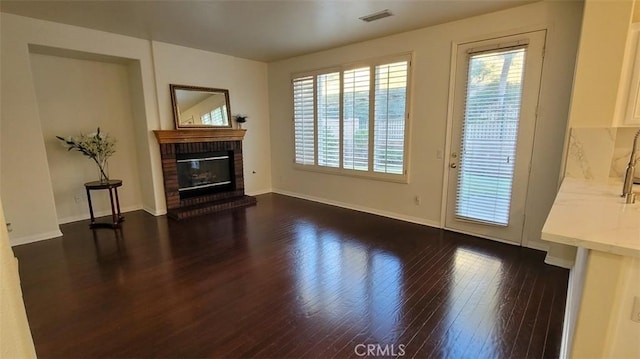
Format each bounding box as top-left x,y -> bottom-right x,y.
0,0 -> 539,62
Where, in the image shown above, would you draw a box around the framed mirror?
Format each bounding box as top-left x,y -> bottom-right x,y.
170,84 -> 232,129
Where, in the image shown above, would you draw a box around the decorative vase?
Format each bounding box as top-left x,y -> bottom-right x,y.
98,161 -> 109,184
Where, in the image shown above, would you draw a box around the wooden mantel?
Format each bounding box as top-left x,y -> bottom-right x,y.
153,129 -> 247,144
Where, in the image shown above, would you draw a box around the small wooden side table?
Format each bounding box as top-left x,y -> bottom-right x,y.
84,179 -> 124,229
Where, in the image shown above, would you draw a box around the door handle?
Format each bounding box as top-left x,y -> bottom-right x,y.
450,163 -> 457,169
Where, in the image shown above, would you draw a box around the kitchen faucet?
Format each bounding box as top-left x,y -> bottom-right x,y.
622,128 -> 640,203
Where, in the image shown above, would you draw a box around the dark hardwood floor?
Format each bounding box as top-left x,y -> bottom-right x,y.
13,193 -> 568,358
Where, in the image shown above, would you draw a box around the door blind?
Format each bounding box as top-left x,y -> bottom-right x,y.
455,47 -> 526,226
293,76 -> 315,165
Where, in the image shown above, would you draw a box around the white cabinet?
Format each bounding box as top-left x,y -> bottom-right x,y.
618,24 -> 640,126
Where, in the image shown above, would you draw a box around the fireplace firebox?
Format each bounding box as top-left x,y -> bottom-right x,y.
177,151 -> 233,199
154,129 -> 256,220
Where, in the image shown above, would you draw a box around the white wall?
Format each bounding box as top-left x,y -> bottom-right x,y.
268,1 -> 583,249
1,13 -> 272,245
569,0 -> 634,128
30,53 -> 144,223
571,250 -> 640,358
152,41 -> 272,195
1,13 -> 162,245
606,256 -> 640,358
0,199 -> 36,358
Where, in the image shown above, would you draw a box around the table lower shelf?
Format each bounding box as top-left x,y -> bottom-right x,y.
90,215 -> 125,229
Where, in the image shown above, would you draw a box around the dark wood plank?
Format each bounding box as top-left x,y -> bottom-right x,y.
12,193 -> 568,358
542,272 -> 569,358
424,251 -> 520,359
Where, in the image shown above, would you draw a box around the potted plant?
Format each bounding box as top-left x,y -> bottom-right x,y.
233,114 -> 248,129
57,127 -> 116,183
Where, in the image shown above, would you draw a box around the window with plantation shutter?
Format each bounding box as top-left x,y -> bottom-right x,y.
201,112 -> 212,125
211,106 -> 226,126
201,106 -> 227,126
317,72 -> 340,168
293,76 -> 315,165
343,67 -> 370,171
292,54 -> 411,181
374,61 -> 408,175
455,47 -> 526,226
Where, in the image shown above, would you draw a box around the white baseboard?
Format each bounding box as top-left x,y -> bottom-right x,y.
246,188 -> 273,196
272,189 -> 553,256
11,205 -> 146,246
57,205 -> 143,225
443,226 -> 521,246
10,229 -> 63,247
272,188 -> 441,229
544,254 -> 575,269
143,206 -> 166,217
525,239 -> 549,252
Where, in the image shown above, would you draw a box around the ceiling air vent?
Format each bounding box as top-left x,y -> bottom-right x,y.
359,9 -> 393,23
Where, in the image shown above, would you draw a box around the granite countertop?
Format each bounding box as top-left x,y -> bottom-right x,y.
542,177 -> 640,257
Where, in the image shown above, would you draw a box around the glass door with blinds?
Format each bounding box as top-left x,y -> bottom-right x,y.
445,31 -> 545,245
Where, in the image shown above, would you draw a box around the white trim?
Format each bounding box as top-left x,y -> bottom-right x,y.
441,25 -> 551,230
291,52 -> 413,80
10,229 -> 63,247
57,205 -> 143,225
444,225 -> 550,251
293,164 -> 408,184
456,23 -> 549,48
525,239 -> 549,252
443,226 -> 520,247
272,188 -> 440,228
559,247 -> 588,359
544,254 -> 575,269
292,53 -> 413,183
274,188 -> 549,252
246,188 -> 272,196
466,40 -> 529,55
441,29 -> 547,245
143,206 -> 166,216
440,41 -> 459,228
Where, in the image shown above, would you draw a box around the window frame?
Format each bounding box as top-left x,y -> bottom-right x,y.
291,53 -> 413,183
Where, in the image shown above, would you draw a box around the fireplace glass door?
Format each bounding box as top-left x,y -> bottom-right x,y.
177,151 -> 233,198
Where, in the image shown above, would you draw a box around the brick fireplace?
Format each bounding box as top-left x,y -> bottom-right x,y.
154,129 -> 256,220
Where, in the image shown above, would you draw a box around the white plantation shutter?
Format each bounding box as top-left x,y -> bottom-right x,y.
343,67 -> 370,171
211,106 -> 226,125
293,76 -> 315,165
201,112 -> 212,125
317,72 -> 340,168
292,55 -> 410,179
455,47 -> 526,226
374,61 -> 408,174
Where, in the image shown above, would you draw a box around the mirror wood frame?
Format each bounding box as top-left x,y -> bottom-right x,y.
170,84 -> 232,129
